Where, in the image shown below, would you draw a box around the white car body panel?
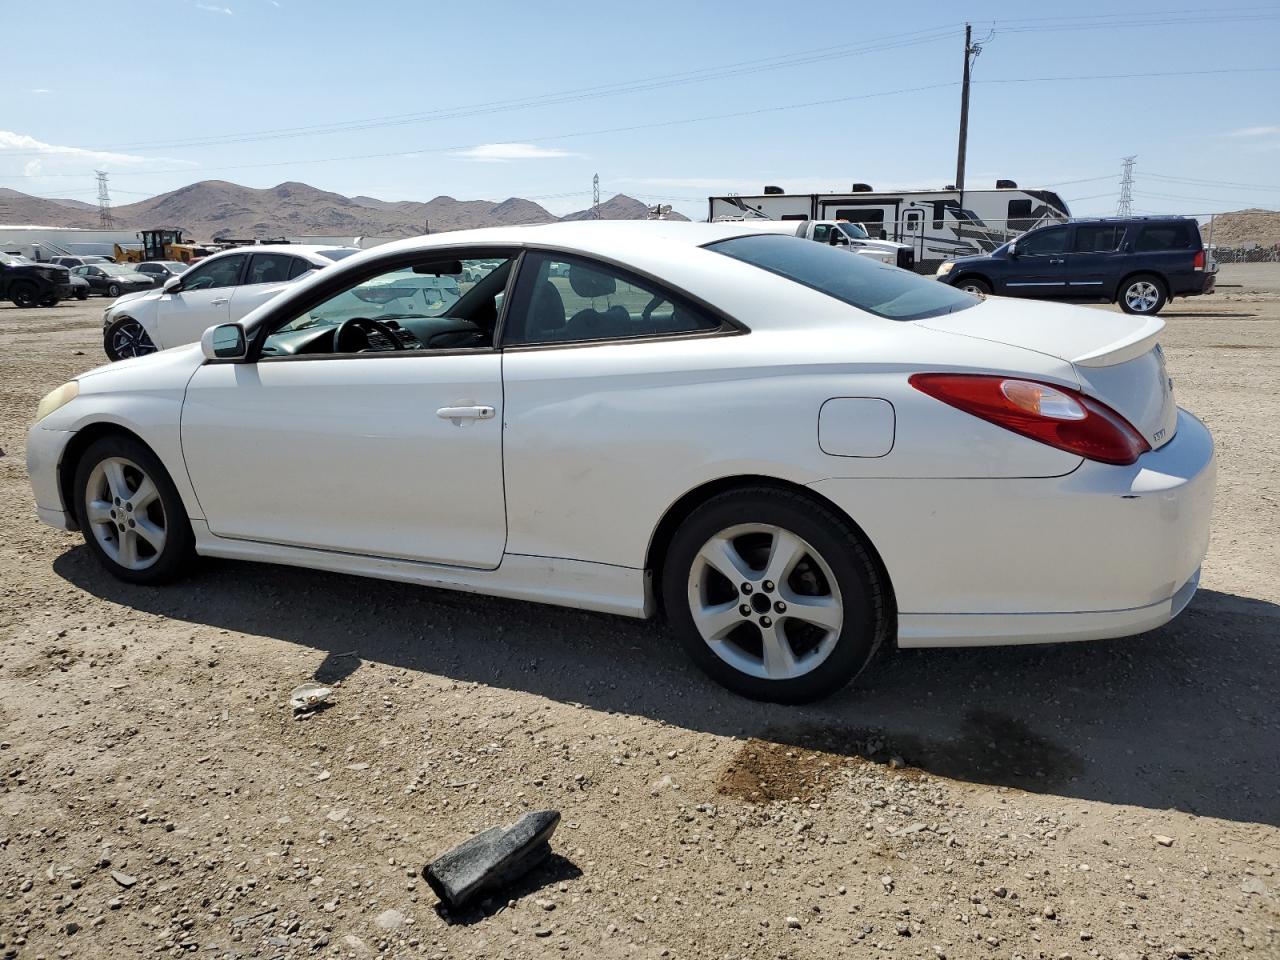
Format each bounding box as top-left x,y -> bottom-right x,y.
180,353 -> 505,568
29,221 -> 1215,651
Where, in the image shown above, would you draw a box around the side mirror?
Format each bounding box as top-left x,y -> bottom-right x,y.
878,229 -> 888,240
1007,242 -> 1018,258
201,323 -> 247,361
162,276 -> 183,293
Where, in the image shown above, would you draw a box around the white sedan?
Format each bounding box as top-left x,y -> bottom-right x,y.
101,243 -> 359,361
28,222 -> 1215,703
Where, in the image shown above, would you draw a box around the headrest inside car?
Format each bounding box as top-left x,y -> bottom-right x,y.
568,264 -> 616,298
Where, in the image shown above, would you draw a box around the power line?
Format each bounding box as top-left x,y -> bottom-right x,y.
1145,172 -> 1280,191
4,65 -> 1278,185
4,10 -> 1274,160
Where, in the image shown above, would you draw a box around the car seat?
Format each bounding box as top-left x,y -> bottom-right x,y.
563,264 -> 629,339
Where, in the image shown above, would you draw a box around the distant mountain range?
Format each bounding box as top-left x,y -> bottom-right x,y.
0,180 -> 687,240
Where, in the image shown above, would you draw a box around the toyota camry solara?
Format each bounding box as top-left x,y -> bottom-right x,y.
27,221 -> 1215,703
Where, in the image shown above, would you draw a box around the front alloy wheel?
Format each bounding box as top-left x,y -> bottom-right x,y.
105,318 -> 157,361
663,488 -> 888,703
74,436 -> 194,584
1119,275 -> 1166,315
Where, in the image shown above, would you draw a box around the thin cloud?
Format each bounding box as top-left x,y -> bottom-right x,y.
0,130 -> 192,167
29,88 -> 52,95
1227,125 -> 1279,137
195,2 -> 234,13
450,143 -> 579,162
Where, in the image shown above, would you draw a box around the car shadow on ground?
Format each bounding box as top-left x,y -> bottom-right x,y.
54,548 -> 1280,828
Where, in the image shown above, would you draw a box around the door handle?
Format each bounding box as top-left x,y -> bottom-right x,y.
1049,259 -> 1064,264
436,405 -> 496,421
210,297 -> 230,305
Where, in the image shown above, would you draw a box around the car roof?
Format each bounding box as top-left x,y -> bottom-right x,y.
201,243 -> 359,264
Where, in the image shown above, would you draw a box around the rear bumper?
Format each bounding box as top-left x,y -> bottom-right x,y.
809,408 -> 1216,647
1170,271 -> 1216,298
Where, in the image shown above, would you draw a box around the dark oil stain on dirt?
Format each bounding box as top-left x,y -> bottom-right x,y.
717,709 -> 1085,802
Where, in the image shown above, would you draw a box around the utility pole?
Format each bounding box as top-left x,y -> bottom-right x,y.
1117,156 -> 1136,217
592,173 -> 601,220
954,24 -> 987,205
96,170 -> 114,229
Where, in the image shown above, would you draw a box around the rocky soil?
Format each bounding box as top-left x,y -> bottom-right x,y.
1,272 -> 1277,959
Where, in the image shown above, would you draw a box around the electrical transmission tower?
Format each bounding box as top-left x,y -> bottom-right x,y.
96,170 -> 115,228
1117,156 -> 1136,217
592,173 -> 601,220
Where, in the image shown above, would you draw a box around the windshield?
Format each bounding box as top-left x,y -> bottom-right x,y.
100,264 -> 141,276
0,253 -> 34,265
708,234 -> 975,321
155,261 -> 188,272
837,222 -> 870,240
277,268 -> 466,332
318,248 -> 360,262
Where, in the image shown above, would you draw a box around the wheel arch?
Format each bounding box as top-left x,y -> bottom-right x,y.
644,474 -> 897,621
949,272 -> 991,290
58,422 -> 157,529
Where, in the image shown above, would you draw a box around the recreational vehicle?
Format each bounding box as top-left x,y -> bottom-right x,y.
708,181 -> 1070,272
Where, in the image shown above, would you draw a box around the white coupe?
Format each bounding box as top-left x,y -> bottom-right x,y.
28,222 -> 1215,702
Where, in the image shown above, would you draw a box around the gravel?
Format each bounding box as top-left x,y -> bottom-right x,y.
1,291 -> 1278,958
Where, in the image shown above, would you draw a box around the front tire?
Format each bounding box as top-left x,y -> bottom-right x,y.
38,294 -> 59,307
9,282 -> 38,308
956,277 -> 991,297
73,435 -> 195,584
662,488 -> 889,703
75,289 -> 89,301
1118,274 -> 1167,315
104,317 -> 158,361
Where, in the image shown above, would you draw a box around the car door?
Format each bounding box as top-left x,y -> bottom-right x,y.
1061,223 -> 1124,296
226,252 -> 302,323
156,253 -> 246,348
179,250 -> 513,568
1002,225 -> 1068,297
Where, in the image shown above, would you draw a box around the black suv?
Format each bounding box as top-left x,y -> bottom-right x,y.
0,252 -> 73,308
936,217 -> 1215,315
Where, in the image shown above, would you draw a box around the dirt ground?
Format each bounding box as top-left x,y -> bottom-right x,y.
1,272 -> 1277,960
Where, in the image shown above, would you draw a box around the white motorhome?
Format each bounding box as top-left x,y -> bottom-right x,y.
708,181 -> 1070,272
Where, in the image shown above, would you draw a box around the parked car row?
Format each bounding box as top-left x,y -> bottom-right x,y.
2,251 -> 199,307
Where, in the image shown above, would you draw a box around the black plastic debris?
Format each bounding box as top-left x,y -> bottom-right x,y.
424,810 -> 561,910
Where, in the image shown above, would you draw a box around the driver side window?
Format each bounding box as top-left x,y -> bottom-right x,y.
261,254 -> 515,358
1018,227 -> 1067,257
182,254 -> 246,291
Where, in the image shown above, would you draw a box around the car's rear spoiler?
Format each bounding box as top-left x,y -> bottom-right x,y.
1073,316 -> 1164,367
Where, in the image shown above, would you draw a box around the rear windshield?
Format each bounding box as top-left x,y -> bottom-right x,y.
707,234 -> 975,321
318,248 -> 360,262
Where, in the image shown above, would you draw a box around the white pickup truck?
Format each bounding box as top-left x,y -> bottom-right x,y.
717,218 -> 915,270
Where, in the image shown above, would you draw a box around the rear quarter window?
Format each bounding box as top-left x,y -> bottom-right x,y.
707,234 -> 975,321
1135,223 -> 1196,252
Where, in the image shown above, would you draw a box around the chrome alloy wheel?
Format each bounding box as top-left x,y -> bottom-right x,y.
84,457 -> 167,571
110,320 -> 157,359
1124,280 -> 1161,313
686,523 -> 844,681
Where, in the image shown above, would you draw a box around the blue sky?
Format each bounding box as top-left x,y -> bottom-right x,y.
2,0 -> 1278,220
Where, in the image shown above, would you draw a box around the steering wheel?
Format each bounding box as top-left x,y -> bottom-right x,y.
332,316 -> 406,353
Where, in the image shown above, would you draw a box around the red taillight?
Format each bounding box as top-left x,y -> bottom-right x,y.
1192,249 -> 1206,271
909,373 -> 1150,465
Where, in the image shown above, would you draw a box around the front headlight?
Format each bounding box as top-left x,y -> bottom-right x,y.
35,381 -> 79,423
936,261 -> 955,276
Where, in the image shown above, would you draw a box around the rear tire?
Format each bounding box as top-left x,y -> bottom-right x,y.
106,282 -> 122,298
661,487 -> 889,703
1118,274 -> 1166,315
73,435 -> 195,585
956,277 -> 991,297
